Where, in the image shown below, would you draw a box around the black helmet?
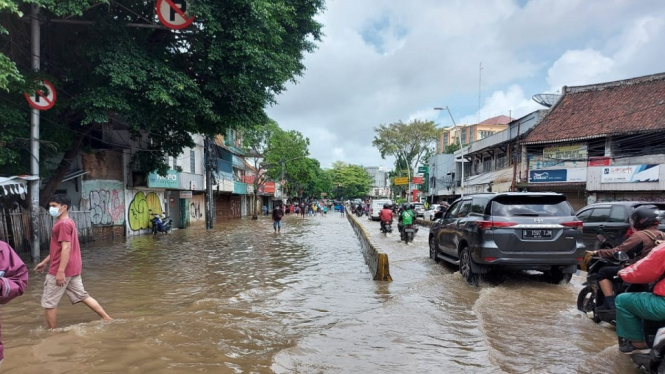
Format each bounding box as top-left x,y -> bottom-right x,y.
630,205 -> 660,230
383,203 -> 389,209
408,203 -> 415,210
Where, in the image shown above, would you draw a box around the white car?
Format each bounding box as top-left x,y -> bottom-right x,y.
422,204 -> 440,221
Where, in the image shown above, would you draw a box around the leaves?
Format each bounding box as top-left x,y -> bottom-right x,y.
372,119 -> 440,178
330,161 -> 372,198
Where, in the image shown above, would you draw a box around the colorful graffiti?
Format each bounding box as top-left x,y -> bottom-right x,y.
82,180 -> 125,225
128,191 -> 163,231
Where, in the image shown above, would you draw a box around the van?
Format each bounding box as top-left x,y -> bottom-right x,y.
370,199 -> 393,221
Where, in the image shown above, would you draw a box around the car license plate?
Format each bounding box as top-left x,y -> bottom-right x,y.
523,229 -> 552,239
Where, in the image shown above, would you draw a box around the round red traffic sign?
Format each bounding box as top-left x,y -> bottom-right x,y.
24,80 -> 57,111
156,0 -> 194,30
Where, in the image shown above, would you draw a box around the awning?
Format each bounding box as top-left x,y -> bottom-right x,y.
61,170 -> 89,183
465,168 -> 514,187
0,175 -> 38,197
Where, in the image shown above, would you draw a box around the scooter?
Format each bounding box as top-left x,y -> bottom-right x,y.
152,214 -> 173,234
398,223 -> 417,244
380,220 -> 393,236
577,249 -> 632,324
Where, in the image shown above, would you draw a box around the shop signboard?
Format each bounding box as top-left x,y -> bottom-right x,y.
148,170 -> 179,189
529,168 -> 587,183
600,164 -> 660,183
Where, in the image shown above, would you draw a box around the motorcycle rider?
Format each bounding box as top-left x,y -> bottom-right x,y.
591,206 -> 665,310
614,239 -> 665,354
398,204 -> 416,235
379,203 -> 393,232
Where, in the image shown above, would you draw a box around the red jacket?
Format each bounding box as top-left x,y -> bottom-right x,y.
0,241 -> 29,361
379,208 -> 393,222
619,242 -> 665,296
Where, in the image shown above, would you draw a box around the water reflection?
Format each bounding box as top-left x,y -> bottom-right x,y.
0,215 -> 643,373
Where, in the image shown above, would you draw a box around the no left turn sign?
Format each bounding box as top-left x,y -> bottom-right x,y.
156,0 -> 194,30
24,80 -> 56,111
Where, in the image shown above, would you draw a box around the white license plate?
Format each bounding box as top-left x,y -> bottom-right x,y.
523,229 -> 552,239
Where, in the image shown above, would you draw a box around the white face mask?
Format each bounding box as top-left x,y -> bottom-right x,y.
49,206 -> 63,217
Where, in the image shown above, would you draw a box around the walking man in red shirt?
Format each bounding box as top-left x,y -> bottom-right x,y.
34,194 -> 112,329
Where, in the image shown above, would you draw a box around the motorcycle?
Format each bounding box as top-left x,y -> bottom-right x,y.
152,214 -> 173,234
380,220 -> 393,236
355,205 -> 363,217
626,320 -> 665,374
577,249 -> 632,324
399,223 -> 417,244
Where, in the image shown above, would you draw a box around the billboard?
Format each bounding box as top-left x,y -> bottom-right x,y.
600,164 -> 660,183
529,168 -> 587,183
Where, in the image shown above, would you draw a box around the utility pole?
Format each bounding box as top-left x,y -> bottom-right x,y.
30,5 -> 41,263
510,119 -> 522,192
205,138 -> 214,230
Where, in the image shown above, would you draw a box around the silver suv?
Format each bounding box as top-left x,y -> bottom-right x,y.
428,192 -> 585,285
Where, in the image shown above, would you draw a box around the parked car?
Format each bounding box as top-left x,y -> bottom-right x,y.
413,203 -> 425,218
428,192 -> 585,285
423,204 -> 448,221
575,201 -> 665,251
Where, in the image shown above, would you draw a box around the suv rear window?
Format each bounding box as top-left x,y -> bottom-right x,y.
490,195 -> 574,217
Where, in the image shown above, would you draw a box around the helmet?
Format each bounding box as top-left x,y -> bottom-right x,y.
630,205 -> 660,230
383,203 -> 389,209
408,204 -> 415,210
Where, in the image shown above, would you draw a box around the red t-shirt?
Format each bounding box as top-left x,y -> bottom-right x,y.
49,218 -> 83,277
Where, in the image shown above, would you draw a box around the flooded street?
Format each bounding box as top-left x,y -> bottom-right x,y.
1,214 -> 643,373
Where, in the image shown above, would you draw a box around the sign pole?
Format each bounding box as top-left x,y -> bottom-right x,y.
30,5 -> 41,263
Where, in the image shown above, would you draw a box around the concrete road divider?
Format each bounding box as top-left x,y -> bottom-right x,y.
345,212 -> 392,282
415,218 -> 434,228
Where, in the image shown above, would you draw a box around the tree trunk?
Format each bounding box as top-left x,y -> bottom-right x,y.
251,189 -> 259,220
39,124 -> 97,207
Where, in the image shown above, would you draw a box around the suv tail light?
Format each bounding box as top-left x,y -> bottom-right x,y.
477,220 -> 517,230
561,221 -> 583,231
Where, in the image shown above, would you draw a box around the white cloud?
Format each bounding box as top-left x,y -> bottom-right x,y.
267,0 -> 665,170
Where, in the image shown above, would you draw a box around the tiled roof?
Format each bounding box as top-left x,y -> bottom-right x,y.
480,115 -> 512,125
524,72 -> 665,144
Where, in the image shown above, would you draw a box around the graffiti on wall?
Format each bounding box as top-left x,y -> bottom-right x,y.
189,194 -> 205,222
82,180 -> 125,225
128,191 -> 163,231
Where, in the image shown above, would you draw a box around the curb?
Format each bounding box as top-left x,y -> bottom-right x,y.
345,212 -> 392,282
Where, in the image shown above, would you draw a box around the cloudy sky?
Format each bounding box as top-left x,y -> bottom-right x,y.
266,0 -> 665,170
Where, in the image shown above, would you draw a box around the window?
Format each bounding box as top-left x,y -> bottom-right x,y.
576,209 -> 593,223
609,206 -> 627,223
471,197 -> 490,215
458,200 -> 472,217
490,195 -> 573,217
461,128 -> 467,145
443,133 -> 449,146
445,201 -> 462,219
172,156 -> 177,170
588,208 -> 611,223
190,150 -> 196,173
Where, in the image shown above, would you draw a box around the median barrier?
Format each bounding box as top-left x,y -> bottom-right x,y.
415,218 -> 434,228
345,212 -> 392,282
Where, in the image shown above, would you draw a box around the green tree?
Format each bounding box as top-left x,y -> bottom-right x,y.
241,119 -> 280,220
264,128 -> 311,198
372,119 -> 439,180
444,140 -> 460,154
302,160 -> 332,199
329,161 -> 372,199
0,0 -> 324,206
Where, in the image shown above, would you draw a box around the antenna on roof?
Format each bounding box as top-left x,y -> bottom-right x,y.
532,93 -> 561,108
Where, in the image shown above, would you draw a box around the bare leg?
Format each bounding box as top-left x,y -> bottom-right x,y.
599,279 -> 614,297
45,308 -> 58,329
81,297 -> 113,321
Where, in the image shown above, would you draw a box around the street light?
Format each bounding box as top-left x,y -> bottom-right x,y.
434,106 -> 465,198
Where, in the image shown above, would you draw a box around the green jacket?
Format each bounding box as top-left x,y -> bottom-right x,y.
401,210 -> 415,225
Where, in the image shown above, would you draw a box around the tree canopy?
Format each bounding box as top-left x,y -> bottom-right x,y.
329,161 -> 372,199
372,119 -> 439,180
0,0 -> 325,205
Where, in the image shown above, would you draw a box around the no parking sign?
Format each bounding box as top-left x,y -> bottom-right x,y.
24,80 -> 56,111
156,0 -> 194,30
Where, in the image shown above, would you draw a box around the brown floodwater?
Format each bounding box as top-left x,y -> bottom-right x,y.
0,213 -> 643,373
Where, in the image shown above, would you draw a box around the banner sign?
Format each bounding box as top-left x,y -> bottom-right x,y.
394,177 -> 409,185
179,191 -> 192,198
412,176 -> 424,184
529,168 -> 587,183
417,166 -> 428,173
148,170 -> 179,188
600,164 -> 660,183
263,182 -> 276,193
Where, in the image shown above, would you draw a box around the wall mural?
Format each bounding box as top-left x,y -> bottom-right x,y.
82,180 -> 126,225
128,191 -> 163,231
189,194 -> 205,222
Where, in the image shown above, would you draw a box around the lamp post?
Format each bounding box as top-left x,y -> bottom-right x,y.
434,106 -> 464,198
